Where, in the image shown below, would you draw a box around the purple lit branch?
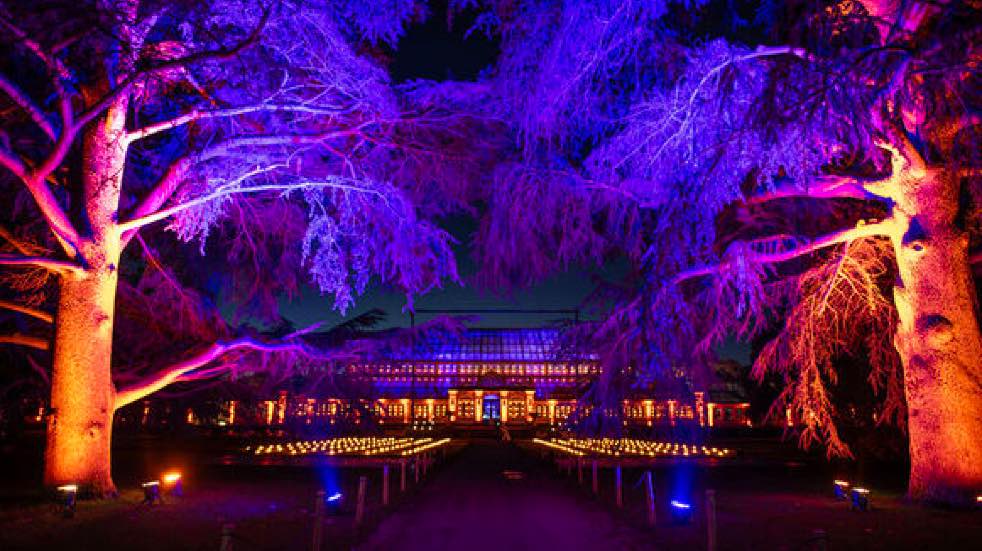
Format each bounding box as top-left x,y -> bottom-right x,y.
673,220 -> 895,285
114,335 -> 314,409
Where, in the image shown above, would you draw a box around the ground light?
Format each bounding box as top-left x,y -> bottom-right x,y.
142,481 -> 161,505
325,491 -> 344,515
851,488 -> 871,512
669,500 -> 692,524
834,480 -> 850,500
162,472 -> 183,497
57,484 -> 77,518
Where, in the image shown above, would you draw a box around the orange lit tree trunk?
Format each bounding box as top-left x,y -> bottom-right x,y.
43,96 -> 128,496
890,164 -> 982,506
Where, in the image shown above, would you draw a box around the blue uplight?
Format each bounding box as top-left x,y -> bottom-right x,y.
670,500 -> 691,509
326,492 -> 342,502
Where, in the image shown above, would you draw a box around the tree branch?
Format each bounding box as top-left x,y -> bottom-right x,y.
0,225 -> 46,256
747,176 -> 887,205
124,104 -> 346,144
120,154 -> 194,247
74,5 -> 272,132
0,253 -> 83,275
0,300 -> 53,323
674,219 -> 896,284
0,333 -> 49,350
0,72 -> 56,140
116,175 -> 386,234
114,336 -> 305,409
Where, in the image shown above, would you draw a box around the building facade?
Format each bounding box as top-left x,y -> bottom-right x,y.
221,328 -> 751,430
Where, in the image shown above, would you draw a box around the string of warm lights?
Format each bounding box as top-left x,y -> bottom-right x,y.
398,438 -> 452,456
533,438 -> 731,458
532,438 -> 585,456
247,436 -> 451,457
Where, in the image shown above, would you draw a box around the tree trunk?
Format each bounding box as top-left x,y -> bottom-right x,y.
44,259 -> 120,496
890,168 -> 982,506
43,94 -> 128,496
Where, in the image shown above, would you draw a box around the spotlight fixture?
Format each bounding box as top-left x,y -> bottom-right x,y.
669,500 -> 693,524
833,480 -> 850,500
324,491 -> 343,514
57,484 -> 78,518
142,480 -> 161,505
850,488 -> 870,512
162,472 -> 183,497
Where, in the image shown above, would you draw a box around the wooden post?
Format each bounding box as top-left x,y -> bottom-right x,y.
577,457 -> 583,485
400,459 -> 407,492
311,491 -> 324,551
812,529 -> 827,551
706,489 -> 717,551
219,523 -> 234,551
591,460 -> 598,495
355,476 -> 367,526
382,464 -> 390,506
644,471 -> 656,526
615,464 -> 623,508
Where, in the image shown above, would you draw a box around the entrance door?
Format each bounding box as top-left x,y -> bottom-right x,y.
482,394 -> 500,422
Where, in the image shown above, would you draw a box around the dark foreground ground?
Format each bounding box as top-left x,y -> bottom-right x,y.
0,436 -> 979,550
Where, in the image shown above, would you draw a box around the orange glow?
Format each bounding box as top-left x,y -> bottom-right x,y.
57,484 -> 78,492
525,390 -> 535,423
276,391 -> 287,424
474,390 -> 484,422
227,400 -> 236,425
264,401 -> 274,425
694,392 -> 705,427
500,391 -> 509,423
162,472 -> 182,484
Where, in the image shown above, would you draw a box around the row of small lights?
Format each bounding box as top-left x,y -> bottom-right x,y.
247,436 -> 450,457
534,438 -> 731,458
398,438 -> 452,456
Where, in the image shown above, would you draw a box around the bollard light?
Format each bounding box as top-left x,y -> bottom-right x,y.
142,480 -> 161,505
850,487 -> 870,511
669,500 -> 693,524
57,484 -> 78,518
162,472 -> 183,496
325,491 -> 343,515
833,480 -> 850,500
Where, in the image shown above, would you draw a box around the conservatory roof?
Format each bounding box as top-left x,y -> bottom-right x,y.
387,328 -> 595,362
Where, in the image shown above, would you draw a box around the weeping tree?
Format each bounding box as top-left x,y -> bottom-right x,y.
451,0 -> 980,505
0,0 -> 485,495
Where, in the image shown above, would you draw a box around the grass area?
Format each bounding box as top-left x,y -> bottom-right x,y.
1,435 -> 978,550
